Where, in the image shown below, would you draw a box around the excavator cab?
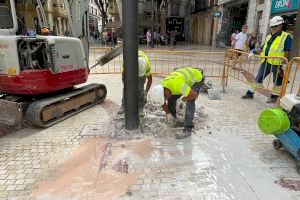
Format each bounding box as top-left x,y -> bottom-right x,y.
0,4 -> 13,29
0,0 -> 17,35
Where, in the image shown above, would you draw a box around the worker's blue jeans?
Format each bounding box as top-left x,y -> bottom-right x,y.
247,61 -> 283,97
168,81 -> 203,132
122,75 -> 146,109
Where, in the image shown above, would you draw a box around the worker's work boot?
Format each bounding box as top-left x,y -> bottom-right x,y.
266,97 -> 277,104
242,93 -> 254,99
117,107 -> 125,114
139,108 -> 145,117
175,129 -> 192,139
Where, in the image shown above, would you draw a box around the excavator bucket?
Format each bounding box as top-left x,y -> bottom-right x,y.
0,99 -> 22,126
90,46 -> 123,70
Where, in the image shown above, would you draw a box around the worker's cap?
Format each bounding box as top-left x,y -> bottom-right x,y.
150,84 -> 165,105
138,57 -> 147,77
270,16 -> 284,27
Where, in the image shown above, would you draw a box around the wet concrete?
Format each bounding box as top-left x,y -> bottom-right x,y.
31,139 -> 137,200
30,130 -> 293,200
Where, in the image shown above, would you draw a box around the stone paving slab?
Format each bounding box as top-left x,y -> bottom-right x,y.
0,74 -> 299,199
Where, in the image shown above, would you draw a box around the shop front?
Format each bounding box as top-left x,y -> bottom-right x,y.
271,0 -> 299,35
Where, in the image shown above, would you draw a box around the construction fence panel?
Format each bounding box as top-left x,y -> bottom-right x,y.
281,57 -> 300,97
89,48 -> 226,79
223,49 -> 289,98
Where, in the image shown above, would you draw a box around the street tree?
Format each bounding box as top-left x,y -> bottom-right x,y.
94,0 -> 115,31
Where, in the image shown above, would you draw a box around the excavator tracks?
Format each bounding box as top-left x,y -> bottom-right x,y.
25,83 -> 107,128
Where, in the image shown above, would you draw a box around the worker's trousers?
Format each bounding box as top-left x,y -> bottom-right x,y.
168,80 -> 203,131
247,61 -> 283,96
122,75 -> 146,109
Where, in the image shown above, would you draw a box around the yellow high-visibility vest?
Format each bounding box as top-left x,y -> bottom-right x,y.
260,31 -> 289,65
162,67 -> 203,97
122,51 -> 152,76
138,51 -> 151,76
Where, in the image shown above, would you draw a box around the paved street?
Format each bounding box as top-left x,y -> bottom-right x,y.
0,72 -> 300,199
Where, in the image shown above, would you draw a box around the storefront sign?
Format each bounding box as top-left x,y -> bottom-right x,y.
271,0 -> 299,14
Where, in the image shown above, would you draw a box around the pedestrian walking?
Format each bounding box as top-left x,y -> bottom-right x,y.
231,29 -> 239,48
118,51 -> 153,117
107,30 -> 112,46
146,29 -> 151,47
156,31 -> 161,46
170,30 -> 176,46
150,67 -> 204,139
247,32 -> 258,53
233,25 -> 248,54
242,16 -> 293,103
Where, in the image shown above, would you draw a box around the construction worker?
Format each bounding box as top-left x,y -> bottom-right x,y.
242,16 -> 293,103
151,67 -> 204,139
118,51 -> 152,116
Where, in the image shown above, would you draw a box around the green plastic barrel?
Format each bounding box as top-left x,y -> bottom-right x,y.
258,108 -> 290,135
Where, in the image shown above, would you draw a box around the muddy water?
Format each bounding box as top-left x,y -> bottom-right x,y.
275,178 -> 300,191
31,138 -> 137,200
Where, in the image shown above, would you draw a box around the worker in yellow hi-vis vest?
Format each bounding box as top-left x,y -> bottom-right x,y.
118,51 -> 152,116
150,67 -> 204,139
242,16 -> 293,103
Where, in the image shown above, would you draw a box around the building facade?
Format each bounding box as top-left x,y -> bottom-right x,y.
185,0 -> 217,45
89,0 -> 102,34
16,0 -> 69,35
109,0 -> 187,37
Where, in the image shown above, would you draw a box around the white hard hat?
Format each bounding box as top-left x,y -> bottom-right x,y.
270,16 -> 284,27
138,57 -> 147,77
150,85 -> 165,105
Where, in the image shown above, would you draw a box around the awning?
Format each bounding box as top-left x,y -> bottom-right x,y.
105,21 -> 121,29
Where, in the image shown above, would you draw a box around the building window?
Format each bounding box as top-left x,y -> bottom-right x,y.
259,0 -> 264,4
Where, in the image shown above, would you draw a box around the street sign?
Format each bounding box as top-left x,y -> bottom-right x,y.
213,11 -> 222,18
271,0 -> 299,14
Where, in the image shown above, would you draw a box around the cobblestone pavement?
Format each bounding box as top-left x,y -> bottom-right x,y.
0,74 -> 300,200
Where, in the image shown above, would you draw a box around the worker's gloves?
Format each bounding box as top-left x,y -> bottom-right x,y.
281,60 -> 287,71
248,52 -> 255,59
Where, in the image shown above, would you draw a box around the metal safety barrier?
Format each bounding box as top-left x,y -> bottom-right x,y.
281,57 -> 300,97
89,47 -> 226,79
89,47 -> 300,102
222,49 -> 289,98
